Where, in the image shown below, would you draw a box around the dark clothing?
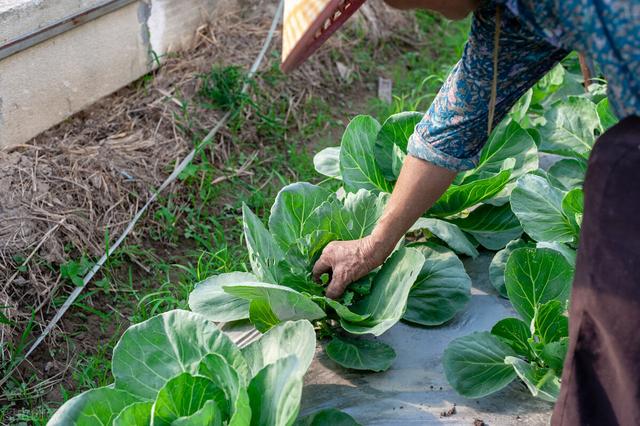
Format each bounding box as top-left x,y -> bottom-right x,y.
552,116 -> 640,426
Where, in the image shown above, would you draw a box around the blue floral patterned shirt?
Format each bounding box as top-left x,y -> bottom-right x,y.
407,0 -> 640,171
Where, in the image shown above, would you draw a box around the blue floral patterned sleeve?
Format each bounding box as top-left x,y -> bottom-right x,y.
408,0 -> 640,172
407,3 -> 569,171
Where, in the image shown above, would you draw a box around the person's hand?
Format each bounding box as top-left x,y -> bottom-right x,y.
312,236 -> 390,299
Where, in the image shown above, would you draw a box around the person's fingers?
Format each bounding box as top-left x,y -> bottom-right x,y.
312,251 -> 333,282
326,268 -> 349,299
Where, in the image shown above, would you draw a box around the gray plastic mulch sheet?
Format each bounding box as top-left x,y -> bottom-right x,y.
299,253 -> 554,425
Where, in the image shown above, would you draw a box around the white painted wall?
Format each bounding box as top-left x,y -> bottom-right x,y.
0,0 -> 222,148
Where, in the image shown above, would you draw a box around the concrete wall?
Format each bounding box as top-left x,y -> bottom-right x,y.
0,0 -> 221,148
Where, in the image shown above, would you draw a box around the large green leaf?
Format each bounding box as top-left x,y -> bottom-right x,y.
409,218 -> 478,258
596,98 -> 618,131
247,356 -> 303,426
112,310 -> 248,400
171,400 -> 223,426
539,96 -> 600,158
242,203 -> 288,283
152,373 -> 226,426
491,318 -> 532,359
463,120 -> 538,182
224,282 -> 326,326
340,248 -> 424,336
533,300 -> 568,345
47,387 -> 140,426
331,189 -> 388,241
340,115 -> 392,193
243,204 -> 322,295
313,146 -> 341,179
450,203 -> 522,250
112,402 -> 152,426
562,188 -> 584,236
198,353 -> 252,426
429,159 -> 514,218
505,357 -> 561,402
505,248 -> 573,323
325,336 -> 396,372
489,239 -> 534,298
443,332 -> 518,398
188,272 -> 256,322
295,409 -> 361,426
547,158 -> 587,191
242,320 -> 316,379
403,243 -> 471,326
510,174 -> 575,243
374,111 -> 422,180
268,183 -> 333,249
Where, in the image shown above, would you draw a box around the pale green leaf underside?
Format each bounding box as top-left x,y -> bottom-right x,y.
313,146 -> 342,179
188,272 -> 257,322
247,356 -> 303,426
505,357 -> 561,402
224,282 -> 326,323
112,310 -> 248,400
47,387 -> 140,426
242,320 -> 316,379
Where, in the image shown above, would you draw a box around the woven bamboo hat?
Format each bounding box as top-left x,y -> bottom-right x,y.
282,0 -> 366,73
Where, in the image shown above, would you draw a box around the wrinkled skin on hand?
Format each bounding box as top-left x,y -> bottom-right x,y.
312,236 -> 387,299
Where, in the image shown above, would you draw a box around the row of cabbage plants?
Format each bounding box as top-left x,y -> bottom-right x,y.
48,58 -> 617,424
310,59 -> 616,402
48,314 -> 360,425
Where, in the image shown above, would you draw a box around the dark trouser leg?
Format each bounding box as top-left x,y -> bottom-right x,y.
552,116 -> 640,426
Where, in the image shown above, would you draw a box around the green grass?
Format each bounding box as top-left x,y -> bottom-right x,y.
3,10 -> 471,422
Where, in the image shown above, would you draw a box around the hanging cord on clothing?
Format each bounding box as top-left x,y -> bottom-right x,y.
578,52 -> 592,92
487,5 -> 502,136
0,0 -> 284,390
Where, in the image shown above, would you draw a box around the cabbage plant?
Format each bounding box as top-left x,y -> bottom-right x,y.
444,247 -> 574,402
189,183 -> 471,372
48,312 -> 357,425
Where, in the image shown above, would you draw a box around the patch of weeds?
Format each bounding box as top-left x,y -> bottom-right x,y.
0,403 -> 51,426
59,256 -> 93,286
198,65 -> 250,111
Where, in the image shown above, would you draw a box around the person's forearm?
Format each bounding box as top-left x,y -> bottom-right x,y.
369,155 -> 457,261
